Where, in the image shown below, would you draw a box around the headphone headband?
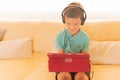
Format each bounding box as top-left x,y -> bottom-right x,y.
61,4 -> 87,25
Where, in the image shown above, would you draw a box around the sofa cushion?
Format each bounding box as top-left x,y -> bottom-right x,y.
0,38 -> 32,59
0,28 -> 6,41
89,41 -> 120,64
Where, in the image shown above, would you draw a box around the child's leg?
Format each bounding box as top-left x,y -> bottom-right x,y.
74,72 -> 89,80
57,72 -> 72,80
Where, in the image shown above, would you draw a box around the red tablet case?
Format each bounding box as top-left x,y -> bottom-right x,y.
48,53 -> 91,72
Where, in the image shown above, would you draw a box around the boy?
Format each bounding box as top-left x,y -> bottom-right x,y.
56,2 -> 90,80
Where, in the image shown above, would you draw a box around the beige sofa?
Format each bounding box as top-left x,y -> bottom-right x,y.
0,21 -> 120,80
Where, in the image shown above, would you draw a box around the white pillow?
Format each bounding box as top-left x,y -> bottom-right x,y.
0,38 -> 32,59
88,41 -> 120,64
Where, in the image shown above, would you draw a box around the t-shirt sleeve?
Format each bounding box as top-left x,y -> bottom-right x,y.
56,32 -> 64,49
81,36 -> 90,52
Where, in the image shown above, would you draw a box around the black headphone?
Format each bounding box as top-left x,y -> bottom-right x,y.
61,4 -> 87,25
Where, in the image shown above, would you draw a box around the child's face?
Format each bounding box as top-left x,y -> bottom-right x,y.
65,17 -> 81,35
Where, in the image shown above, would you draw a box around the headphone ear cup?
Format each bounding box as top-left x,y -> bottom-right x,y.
81,19 -> 85,25
62,15 -> 65,23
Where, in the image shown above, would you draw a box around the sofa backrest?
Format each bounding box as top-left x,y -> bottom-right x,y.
0,21 -> 120,53
0,22 -> 64,52
83,21 -> 120,41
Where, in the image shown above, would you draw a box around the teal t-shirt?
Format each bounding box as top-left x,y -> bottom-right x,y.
56,29 -> 90,53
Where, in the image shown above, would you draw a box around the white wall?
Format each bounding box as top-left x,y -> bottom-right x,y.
0,0 -> 120,21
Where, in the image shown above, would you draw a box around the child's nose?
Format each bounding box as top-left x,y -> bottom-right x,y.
69,26 -> 75,30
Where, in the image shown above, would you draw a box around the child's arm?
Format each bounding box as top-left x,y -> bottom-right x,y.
81,37 -> 90,53
56,32 -> 65,54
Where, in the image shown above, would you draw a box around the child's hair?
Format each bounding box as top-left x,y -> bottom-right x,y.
61,2 -> 87,25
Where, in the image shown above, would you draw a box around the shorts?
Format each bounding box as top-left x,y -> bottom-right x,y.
55,72 -> 90,80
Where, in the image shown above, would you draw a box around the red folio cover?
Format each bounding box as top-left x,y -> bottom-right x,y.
48,53 -> 91,72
